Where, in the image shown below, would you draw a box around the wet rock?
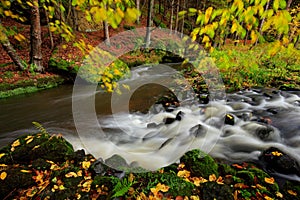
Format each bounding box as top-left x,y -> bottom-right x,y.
225,114 -> 235,125
200,181 -> 233,200
259,147 -> 300,176
180,149 -> 219,178
189,124 -> 207,137
164,111 -> 184,125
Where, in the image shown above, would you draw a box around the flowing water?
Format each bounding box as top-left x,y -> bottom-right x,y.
0,65 -> 300,179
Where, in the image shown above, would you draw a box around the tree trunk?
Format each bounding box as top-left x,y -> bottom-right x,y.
104,21 -> 111,46
174,0 -> 180,32
44,9 -> 54,50
30,0 -> 43,72
103,4 -> 111,46
0,22 -> 26,71
181,0 -> 185,38
136,0 -> 140,24
287,0 -> 293,9
255,0 -> 271,46
145,0 -> 154,48
169,0 -> 174,34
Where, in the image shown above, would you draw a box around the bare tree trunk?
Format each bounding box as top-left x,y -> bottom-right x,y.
145,0 -> 154,48
136,0 -> 140,24
181,0 -> 185,38
30,0 -> 43,72
44,9 -> 54,50
0,22 -> 26,71
103,4 -> 111,46
169,0 -> 174,34
174,0 -> 180,32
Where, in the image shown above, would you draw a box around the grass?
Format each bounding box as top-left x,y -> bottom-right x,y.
211,43 -> 300,91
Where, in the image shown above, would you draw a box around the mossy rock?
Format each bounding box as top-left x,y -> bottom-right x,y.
180,149 -> 219,178
0,167 -> 35,198
0,133 -> 74,165
136,171 -> 195,197
200,181 -> 233,200
281,181 -> 300,200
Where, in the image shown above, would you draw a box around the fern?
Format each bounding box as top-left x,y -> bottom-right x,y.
111,177 -> 136,198
32,121 -> 48,134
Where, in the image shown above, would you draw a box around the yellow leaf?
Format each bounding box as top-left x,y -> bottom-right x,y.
202,35 -> 210,43
82,161 -> 91,170
264,177 -> 275,184
20,169 -> 32,173
209,174 -> 217,182
276,192 -> 283,198
58,185 -> 65,190
0,171 -> 7,180
0,153 -> 5,159
177,170 -> 190,178
204,7 -> 213,24
26,1 -> 33,7
156,183 -> 169,192
287,190 -> 297,196
271,151 -> 283,156
32,145 -> 40,150
3,1 -> 11,7
26,138 -> 33,144
264,196 -> 274,200
12,139 -> 20,147
65,172 -> 77,178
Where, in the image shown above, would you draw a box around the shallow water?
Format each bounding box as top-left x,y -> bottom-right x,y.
0,65 -> 300,179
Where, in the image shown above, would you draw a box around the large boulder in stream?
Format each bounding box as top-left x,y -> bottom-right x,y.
259,147 -> 300,176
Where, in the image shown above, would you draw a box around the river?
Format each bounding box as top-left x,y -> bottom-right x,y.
0,64 -> 300,179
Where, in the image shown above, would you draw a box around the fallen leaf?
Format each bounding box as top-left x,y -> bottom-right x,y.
275,192 -> 283,198
271,151 -> 283,156
177,170 -> 190,178
11,139 -> 20,147
20,169 -> 32,173
287,190 -> 297,196
209,174 -> 217,182
232,163 -> 244,169
26,138 -> 34,144
82,161 -> 91,170
234,183 -> 249,189
264,196 -> 273,200
65,172 -> 77,178
0,153 -> 5,159
0,171 -> 7,180
264,177 -> 275,184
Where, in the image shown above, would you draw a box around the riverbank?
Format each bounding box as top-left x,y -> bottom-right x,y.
0,131 -> 300,199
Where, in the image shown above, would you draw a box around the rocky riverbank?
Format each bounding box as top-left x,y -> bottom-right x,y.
1,131 -> 300,200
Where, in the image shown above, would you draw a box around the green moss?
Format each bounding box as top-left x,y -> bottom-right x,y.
180,149 -> 219,178
200,181 -> 233,200
0,75 -> 64,99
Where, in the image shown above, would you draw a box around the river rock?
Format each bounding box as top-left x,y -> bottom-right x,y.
259,147 -> 300,176
200,181 -> 233,200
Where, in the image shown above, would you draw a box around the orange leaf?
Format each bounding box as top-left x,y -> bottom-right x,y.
0,171 -> 7,180
209,174 -> 217,182
232,164 -> 244,169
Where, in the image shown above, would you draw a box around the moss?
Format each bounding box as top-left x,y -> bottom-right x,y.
0,167 -> 35,198
0,75 -> 64,99
180,149 -> 219,178
200,181 -> 234,200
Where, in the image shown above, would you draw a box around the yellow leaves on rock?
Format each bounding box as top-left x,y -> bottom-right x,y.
177,170 -> 190,179
150,183 -> 169,196
0,171 -> 7,180
271,151 -> 283,157
25,135 -> 34,144
11,139 -> 20,151
0,153 -> 5,159
264,177 -> 275,184
82,161 -> 91,170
